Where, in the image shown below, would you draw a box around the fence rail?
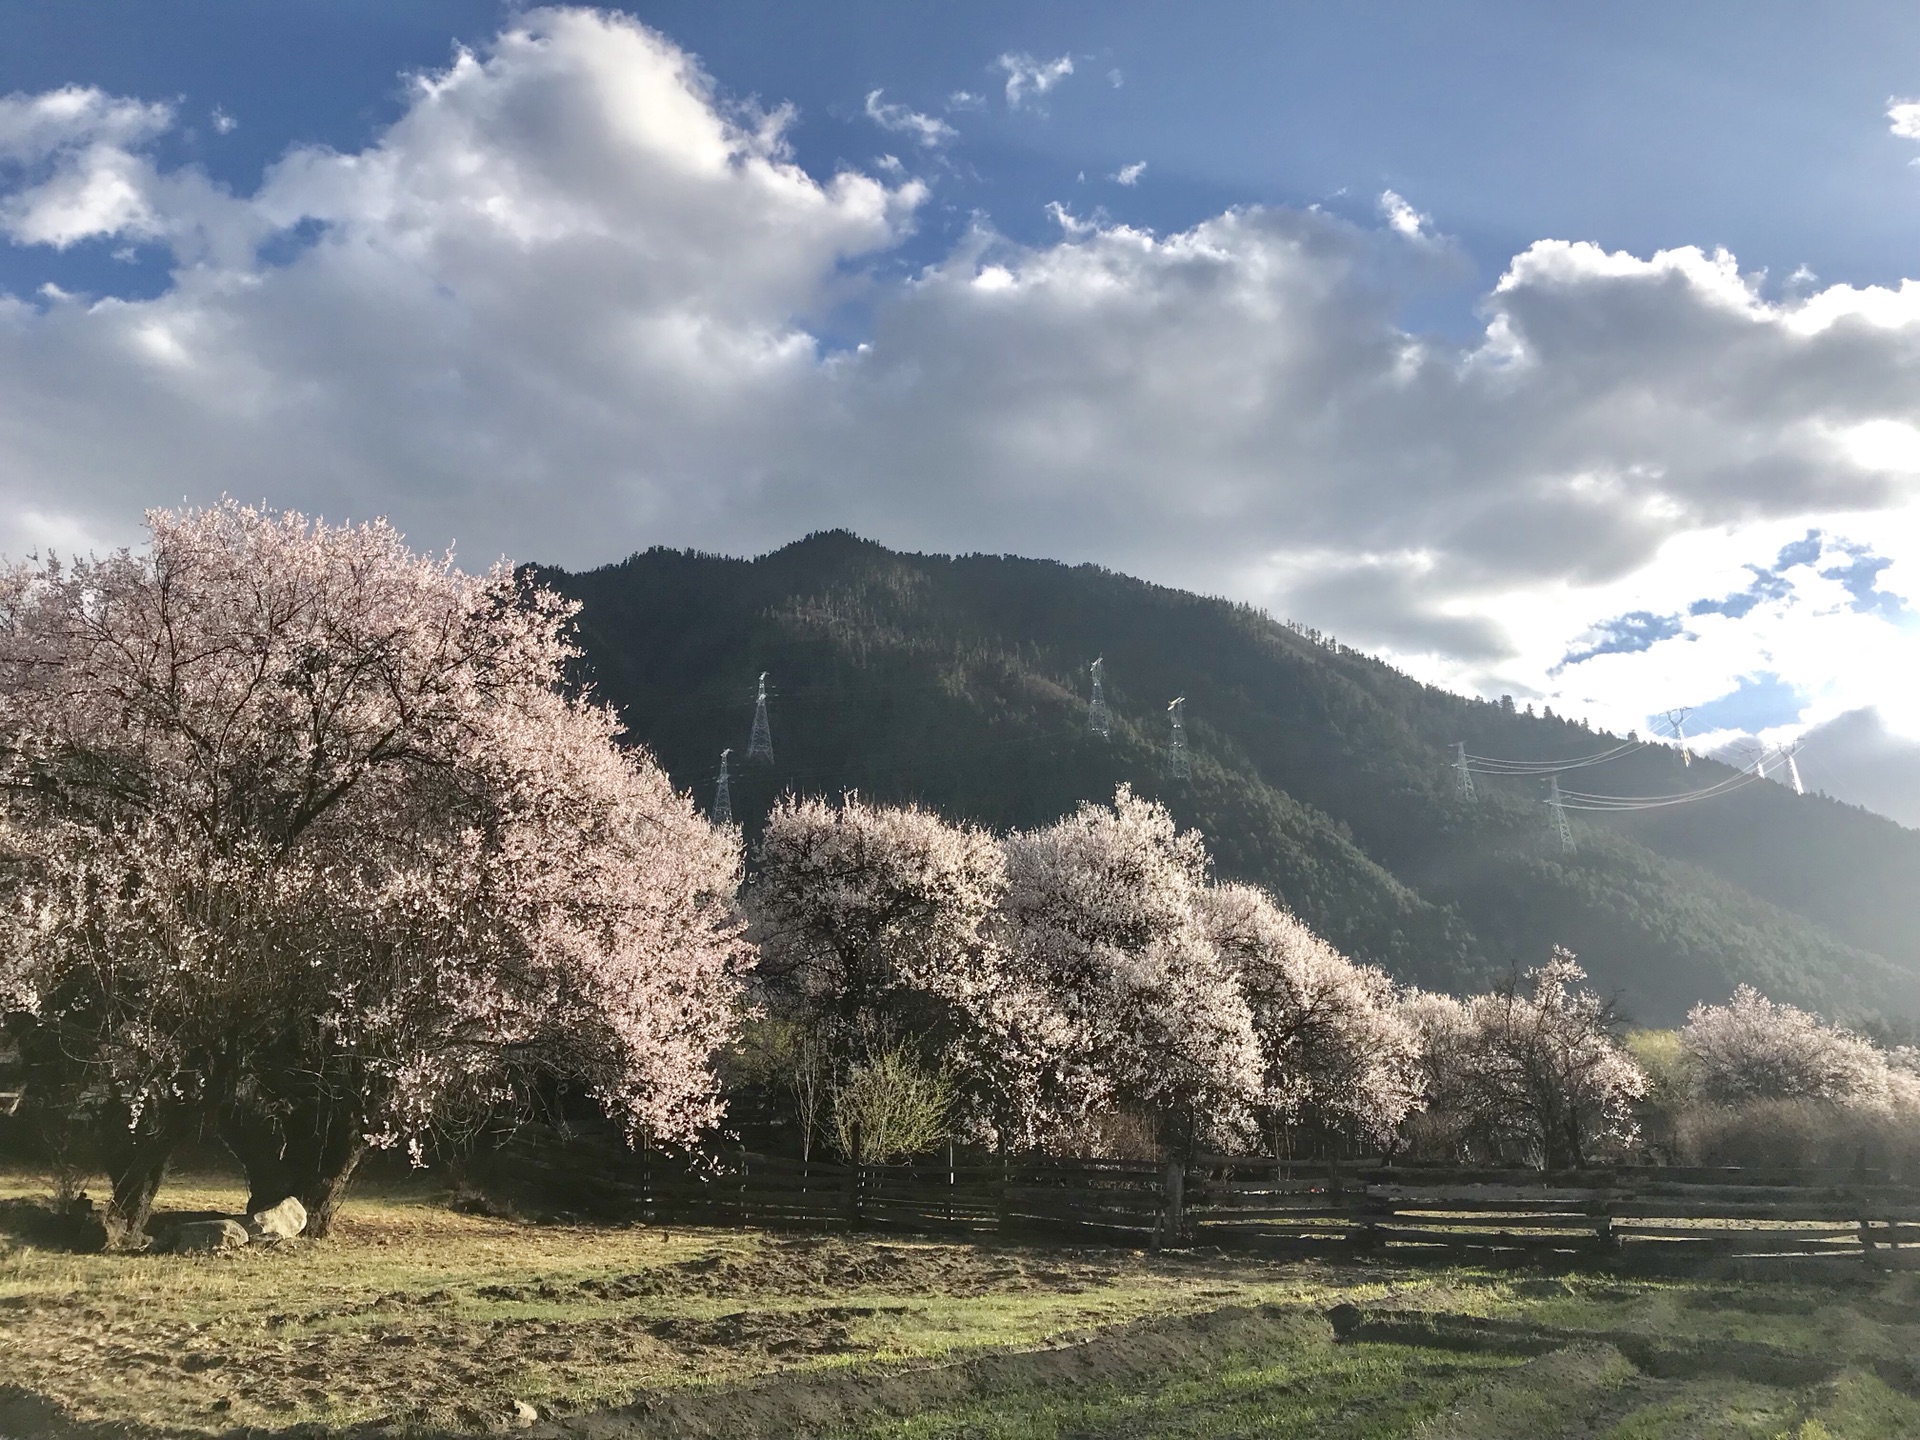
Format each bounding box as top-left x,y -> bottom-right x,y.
473,1132 -> 1920,1271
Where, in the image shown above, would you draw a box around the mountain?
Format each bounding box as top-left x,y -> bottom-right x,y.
540,532 -> 1920,1027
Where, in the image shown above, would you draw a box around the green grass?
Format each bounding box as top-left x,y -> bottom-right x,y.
5,1166 -> 1920,1438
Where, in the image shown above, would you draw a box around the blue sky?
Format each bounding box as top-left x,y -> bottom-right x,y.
5,3 -> 1920,821
10,3 -> 1920,302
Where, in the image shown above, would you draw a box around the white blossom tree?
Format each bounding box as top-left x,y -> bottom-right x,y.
993,787 -> 1261,1153
0,502 -> 749,1244
1198,883 -> 1421,1150
1682,986 -> 1894,1110
1398,953 -> 1645,1167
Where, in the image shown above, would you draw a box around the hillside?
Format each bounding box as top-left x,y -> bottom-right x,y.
542,533 -> 1920,1026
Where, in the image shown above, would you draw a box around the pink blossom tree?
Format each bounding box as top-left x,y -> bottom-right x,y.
747,793 -> 1010,1155
994,787 -> 1261,1154
0,502 -> 749,1244
750,793 -> 1007,1022
1198,883 -> 1421,1151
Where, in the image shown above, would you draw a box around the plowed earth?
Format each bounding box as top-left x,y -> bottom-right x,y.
4,1172 -> 1920,1439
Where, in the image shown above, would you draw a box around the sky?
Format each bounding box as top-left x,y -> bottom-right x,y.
5,2 -> 1920,822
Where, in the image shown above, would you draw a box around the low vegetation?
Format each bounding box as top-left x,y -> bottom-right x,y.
7,1166 -> 1920,1438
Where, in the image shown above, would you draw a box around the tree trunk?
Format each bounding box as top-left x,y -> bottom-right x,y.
218,1100 -> 299,1215
98,1105 -> 194,1250
301,1132 -> 368,1240
218,1088 -> 368,1238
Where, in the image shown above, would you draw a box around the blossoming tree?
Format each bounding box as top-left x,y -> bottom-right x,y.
1198,882 -> 1421,1150
995,787 -> 1261,1153
1404,950 -> 1645,1168
0,502 -> 748,1244
1682,986 -> 1896,1110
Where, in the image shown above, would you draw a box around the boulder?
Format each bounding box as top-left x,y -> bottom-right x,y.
169,1219 -> 249,1253
246,1196 -> 308,1241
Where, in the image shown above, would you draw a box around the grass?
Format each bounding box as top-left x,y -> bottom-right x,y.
4,1165 -> 1920,1438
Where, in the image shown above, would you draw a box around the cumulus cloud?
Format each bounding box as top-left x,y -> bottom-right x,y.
1111,160 -> 1146,186
995,52 -> 1074,110
4,8 -> 1920,819
1890,98 -> 1920,142
0,85 -> 175,247
863,89 -> 955,147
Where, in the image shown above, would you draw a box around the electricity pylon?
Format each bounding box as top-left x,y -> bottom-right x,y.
747,672 -> 774,763
713,748 -> 733,826
1088,657 -> 1110,740
1454,741 -> 1476,801
1663,708 -> 1694,766
1548,775 -> 1575,853
1167,697 -> 1190,780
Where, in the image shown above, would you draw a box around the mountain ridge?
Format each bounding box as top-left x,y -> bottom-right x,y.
540,531 -> 1920,1027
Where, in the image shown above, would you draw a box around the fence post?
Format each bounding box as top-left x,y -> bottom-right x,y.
1161,1159 -> 1185,1248
996,1142 -> 1011,1237
639,1137 -> 652,1227
845,1122 -> 864,1229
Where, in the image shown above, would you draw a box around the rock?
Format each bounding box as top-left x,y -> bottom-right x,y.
247,1196 -> 308,1241
169,1219 -> 250,1253
511,1400 -> 538,1428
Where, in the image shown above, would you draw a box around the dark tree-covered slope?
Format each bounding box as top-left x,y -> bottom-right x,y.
541,532 -> 1920,1025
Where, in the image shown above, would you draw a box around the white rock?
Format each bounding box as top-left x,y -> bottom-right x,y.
511,1400 -> 539,1428
247,1195 -> 308,1240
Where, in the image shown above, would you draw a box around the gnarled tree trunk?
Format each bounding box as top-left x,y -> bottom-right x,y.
98,1102 -> 198,1250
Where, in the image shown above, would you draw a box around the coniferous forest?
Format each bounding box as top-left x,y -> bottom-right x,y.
545,531 -> 1920,1028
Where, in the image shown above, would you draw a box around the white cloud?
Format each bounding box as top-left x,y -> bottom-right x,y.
1378,188 -> 1430,240
996,52 -> 1074,110
1111,161 -> 1146,186
1890,98 -> 1920,141
5,9 -> 1920,819
863,89 -> 955,147
211,107 -> 237,135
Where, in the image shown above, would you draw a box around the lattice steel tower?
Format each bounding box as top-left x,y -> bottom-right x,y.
1664,708 -> 1694,766
747,673 -> 774,764
1088,657 -> 1110,740
1166,697 -> 1190,780
1453,741 -> 1476,801
1548,775 -> 1575,853
713,748 -> 733,826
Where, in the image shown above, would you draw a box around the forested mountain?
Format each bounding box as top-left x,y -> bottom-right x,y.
541,532 -> 1920,1027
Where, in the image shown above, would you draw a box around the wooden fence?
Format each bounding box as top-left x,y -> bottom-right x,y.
475,1131 -> 1920,1271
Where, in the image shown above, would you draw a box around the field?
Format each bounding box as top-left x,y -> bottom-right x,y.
6,1168 -> 1920,1439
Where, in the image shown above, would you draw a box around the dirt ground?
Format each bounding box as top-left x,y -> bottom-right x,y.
5,1168 -> 1920,1439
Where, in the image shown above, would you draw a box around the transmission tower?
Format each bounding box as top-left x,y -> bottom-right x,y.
1547,775 -> 1575,853
713,748 -> 733,826
747,672 -> 774,764
1453,741 -> 1477,802
1088,657 -> 1111,740
1663,708 -> 1694,766
1166,697 -> 1190,780
1777,742 -> 1806,795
